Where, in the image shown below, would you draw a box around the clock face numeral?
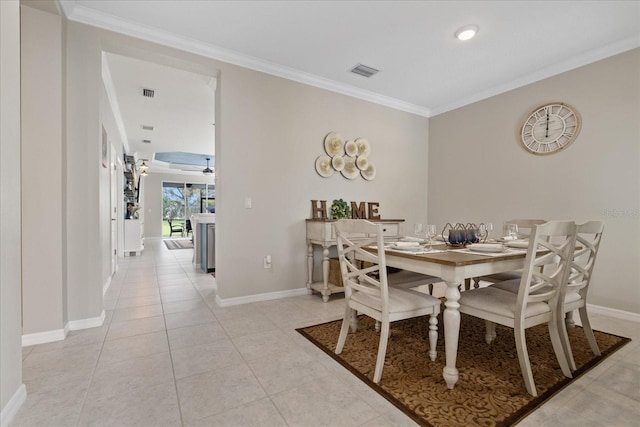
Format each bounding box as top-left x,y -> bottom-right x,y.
520,103 -> 581,155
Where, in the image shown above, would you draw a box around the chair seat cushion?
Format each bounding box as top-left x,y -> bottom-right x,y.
459,286 -> 551,319
492,280 -> 583,305
387,270 -> 440,287
352,287 -> 440,314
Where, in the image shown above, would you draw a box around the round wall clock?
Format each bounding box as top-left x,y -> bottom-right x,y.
520,102 -> 581,155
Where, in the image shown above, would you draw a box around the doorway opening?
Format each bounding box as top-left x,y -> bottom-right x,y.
162,181 -> 215,237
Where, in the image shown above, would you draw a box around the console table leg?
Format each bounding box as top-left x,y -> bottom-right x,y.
321,246 -> 330,302
306,242 -> 313,295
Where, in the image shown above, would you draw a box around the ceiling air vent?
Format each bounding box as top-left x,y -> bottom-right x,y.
142,88 -> 155,98
349,63 -> 379,78
141,125 -> 155,131
142,139 -> 151,144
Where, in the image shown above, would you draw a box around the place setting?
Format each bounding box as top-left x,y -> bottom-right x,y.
386,224 -> 445,254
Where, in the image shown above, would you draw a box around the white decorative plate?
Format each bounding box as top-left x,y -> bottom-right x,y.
331,155 -> 345,171
315,155 -> 334,178
324,132 -> 344,157
355,138 -> 371,157
341,156 -> 359,179
361,163 -> 376,181
467,243 -> 506,253
345,140 -> 358,157
356,156 -> 369,171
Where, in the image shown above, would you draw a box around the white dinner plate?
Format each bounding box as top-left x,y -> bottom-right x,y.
390,246 -> 424,252
504,240 -> 529,249
467,243 -> 506,253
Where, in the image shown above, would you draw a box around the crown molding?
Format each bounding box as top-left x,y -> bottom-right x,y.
430,36 -> 640,117
62,3 -> 432,117
60,1 -> 639,119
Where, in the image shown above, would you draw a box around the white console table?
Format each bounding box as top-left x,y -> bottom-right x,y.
305,218 -> 405,302
124,219 -> 144,256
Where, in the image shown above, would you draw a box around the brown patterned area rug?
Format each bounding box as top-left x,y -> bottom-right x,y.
297,313 -> 630,426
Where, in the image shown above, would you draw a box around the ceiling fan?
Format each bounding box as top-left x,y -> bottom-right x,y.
202,157 -> 214,175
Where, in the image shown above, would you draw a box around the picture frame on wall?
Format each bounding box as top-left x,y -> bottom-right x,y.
101,126 -> 108,168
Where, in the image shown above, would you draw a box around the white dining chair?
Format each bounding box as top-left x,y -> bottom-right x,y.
334,219 -> 441,384
479,218 -> 547,285
492,221 -> 604,371
458,221 -> 577,396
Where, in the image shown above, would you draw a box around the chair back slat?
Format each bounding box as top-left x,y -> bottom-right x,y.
567,221 -> 604,297
335,219 -> 389,308
517,221 -> 577,313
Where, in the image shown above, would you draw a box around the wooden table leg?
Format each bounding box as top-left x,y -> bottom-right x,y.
443,281 -> 461,389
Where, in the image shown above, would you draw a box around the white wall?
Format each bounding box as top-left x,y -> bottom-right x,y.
0,0 -> 25,422
20,5 -> 65,336
143,172 -> 214,238
428,49 -> 640,314
99,81 -> 125,280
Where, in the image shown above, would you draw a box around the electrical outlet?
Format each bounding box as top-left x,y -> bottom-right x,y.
263,255 -> 272,269
245,197 -> 252,209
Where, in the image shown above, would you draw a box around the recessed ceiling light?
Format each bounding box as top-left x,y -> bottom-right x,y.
455,25 -> 479,41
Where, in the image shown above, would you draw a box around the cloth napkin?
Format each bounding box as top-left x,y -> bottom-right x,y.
390,241 -> 420,248
399,236 -> 424,242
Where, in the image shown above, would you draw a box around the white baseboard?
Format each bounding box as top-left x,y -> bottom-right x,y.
22,327 -> 67,347
0,384 -> 26,427
216,287 -> 309,307
67,310 -> 105,331
21,310 -> 105,347
587,303 -> 640,323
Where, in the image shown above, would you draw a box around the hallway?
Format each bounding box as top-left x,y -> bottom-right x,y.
12,240 -> 640,426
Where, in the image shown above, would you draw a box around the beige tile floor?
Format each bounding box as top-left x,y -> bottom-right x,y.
12,239 -> 640,426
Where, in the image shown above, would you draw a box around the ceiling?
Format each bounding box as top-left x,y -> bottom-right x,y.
56,0 -> 640,173
103,52 -> 215,174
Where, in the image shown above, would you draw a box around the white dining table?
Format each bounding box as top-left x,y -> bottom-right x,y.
371,243 -> 530,390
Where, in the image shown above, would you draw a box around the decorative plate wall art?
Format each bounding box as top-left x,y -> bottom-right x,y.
345,140 -> 358,157
342,156 -> 359,180
332,155 -> 345,171
361,163 -> 376,181
355,138 -> 371,157
315,155 -> 334,177
314,132 -> 376,181
324,132 -> 344,157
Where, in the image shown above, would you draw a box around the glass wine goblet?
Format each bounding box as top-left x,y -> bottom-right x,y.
507,223 -> 519,240
425,224 -> 437,250
414,223 -> 424,240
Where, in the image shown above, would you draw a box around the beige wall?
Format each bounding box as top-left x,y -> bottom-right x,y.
64,21 -> 430,304
0,0 -> 24,419
20,5 -> 65,335
143,172 -> 215,238
215,65 -> 429,300
429,49 -> 640,314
